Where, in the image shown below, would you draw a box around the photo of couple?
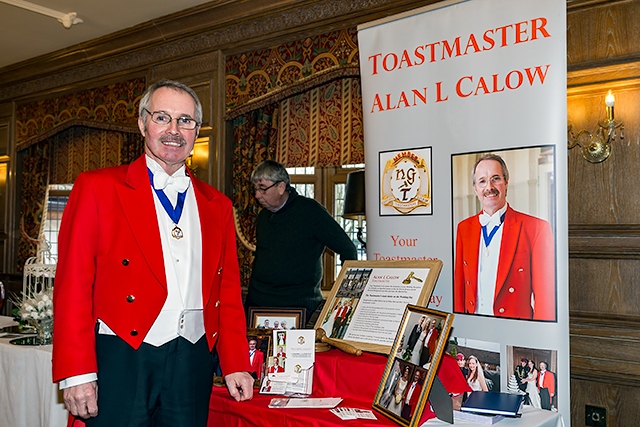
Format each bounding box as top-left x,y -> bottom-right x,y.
400,315 -> 440,368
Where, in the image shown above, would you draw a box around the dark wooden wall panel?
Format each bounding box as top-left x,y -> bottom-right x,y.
570,379 -> 640,427
569,259 -> 639,316
568,0 -> 640,69
568,1 -> 640,425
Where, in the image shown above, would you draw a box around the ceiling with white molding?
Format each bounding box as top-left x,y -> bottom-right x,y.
0,0 -> 213,69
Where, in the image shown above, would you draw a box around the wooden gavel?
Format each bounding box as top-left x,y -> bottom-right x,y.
315,328 -> 362,356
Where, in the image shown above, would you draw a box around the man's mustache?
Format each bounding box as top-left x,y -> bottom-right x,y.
160,135 -> 186,146
483,188 -> 500,197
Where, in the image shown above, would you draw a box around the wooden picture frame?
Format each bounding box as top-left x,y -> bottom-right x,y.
213,327 -> 272,389
373,305 -> 454,427
314,259 -> 442,354
248,307 -> 306,330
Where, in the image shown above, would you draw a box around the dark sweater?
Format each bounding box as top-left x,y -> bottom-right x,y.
247,188 -> 357,313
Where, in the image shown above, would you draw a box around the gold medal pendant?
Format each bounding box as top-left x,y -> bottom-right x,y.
171,225 -> 184,240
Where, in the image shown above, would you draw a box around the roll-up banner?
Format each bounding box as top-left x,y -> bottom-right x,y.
358,0 -> 569,421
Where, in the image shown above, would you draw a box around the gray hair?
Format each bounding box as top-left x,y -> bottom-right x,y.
251,160 -> 290,187
472,153 -> 509,185
138,79 -> 203,126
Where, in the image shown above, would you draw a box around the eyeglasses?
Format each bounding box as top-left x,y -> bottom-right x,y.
144,109 -> 200,130
475,175 -> 505,187
254,181 -> 280,194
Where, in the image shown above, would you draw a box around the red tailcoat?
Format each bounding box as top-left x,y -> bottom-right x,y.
454,206 -> 556,321
425,328 -> 439,356
538,370 -> 556,404
52,156 -> 250,383
250,350 -> 265,378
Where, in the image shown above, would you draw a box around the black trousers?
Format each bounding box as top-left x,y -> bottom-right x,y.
84,334 -> 214,427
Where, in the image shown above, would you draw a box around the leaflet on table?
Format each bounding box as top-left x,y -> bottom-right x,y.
341,268 -> 431,346
268,397 -> 342,408
261,329 -> 315,396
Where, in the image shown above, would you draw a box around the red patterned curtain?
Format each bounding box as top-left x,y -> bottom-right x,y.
231,105 -> 279,287
49,126 -> 143,184
226,28 -> 364,288
17,144 -> 50,271
16,126 -> 143,271
277,77 -> 364,167
15,78 -> 145,271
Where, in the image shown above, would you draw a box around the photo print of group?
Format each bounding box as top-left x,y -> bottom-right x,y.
318,268 -> 372,339
447,337 -> 558,412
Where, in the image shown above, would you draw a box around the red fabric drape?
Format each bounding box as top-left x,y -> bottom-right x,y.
231,105 -> 279,288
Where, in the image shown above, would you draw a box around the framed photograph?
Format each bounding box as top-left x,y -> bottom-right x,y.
373,305 -> 454,427
314,259 -> 442,354
248,307 -> 306,330
213,327 -> 272,388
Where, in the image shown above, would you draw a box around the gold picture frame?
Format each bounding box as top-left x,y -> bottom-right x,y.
247,307 -> 306,330
373,305 -> 454,427
314,259 -> 442,354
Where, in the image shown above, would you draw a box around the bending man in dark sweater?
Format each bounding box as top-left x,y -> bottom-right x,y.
245,160 -> 357,325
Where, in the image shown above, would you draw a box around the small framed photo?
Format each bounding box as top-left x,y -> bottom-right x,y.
314,260 -> 442,354
213,327 -> 272,388
248,307 -> 306,330
373,305 -> 454,427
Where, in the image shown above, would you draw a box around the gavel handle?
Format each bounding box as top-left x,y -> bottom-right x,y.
321,336 -> 363,356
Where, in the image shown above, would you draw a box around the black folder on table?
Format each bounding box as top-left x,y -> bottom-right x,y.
461,391 -> 524,417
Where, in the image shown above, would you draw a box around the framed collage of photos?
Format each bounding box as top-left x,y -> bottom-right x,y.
314,260 -> 442,354
373,305 -> 454,427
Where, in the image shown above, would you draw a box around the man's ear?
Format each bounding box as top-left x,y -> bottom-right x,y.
138,116 -> 147,137
277,181 -> 287,195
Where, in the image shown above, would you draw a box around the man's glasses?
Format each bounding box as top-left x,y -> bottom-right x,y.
144,109 -> 200,130
475,175 -> 505,187
254,181 -> 280,194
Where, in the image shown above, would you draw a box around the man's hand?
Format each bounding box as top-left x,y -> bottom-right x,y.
63,381 -> 98,419
224,371 -> 254,402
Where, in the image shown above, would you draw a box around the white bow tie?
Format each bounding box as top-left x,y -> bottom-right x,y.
153,170 -> 191,193
479,212 -> 503,228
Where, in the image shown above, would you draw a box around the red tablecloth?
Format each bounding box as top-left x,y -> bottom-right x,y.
208,349 -> 470,427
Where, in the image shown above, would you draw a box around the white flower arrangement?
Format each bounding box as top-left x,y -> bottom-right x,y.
17,288 -> 54,322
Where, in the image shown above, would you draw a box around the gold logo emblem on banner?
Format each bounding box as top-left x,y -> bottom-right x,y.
381,150 -> 431,214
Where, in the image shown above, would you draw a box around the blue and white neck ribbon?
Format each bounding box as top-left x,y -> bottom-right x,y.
147,168 -> 189,239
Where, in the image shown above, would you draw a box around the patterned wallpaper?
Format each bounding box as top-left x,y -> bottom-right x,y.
16,77 -> 146,147
225,27 -> 360,113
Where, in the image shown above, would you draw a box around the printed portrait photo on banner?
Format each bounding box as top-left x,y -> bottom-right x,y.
451,146 -> 557,322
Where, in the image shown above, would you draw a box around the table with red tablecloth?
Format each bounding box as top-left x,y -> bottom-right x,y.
208,349 -> 469,427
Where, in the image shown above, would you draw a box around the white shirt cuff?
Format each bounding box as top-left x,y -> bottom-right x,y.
59,373 -> 97,389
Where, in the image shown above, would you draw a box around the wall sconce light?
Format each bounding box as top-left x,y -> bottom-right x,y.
568,90 -> 624,163
342,170 -> 366,249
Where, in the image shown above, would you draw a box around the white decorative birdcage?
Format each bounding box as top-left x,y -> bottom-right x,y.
22,241 -> 56,300
22,184 -> 57,300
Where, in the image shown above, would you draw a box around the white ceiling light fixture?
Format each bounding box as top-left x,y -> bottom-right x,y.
0,0 -> 82,29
